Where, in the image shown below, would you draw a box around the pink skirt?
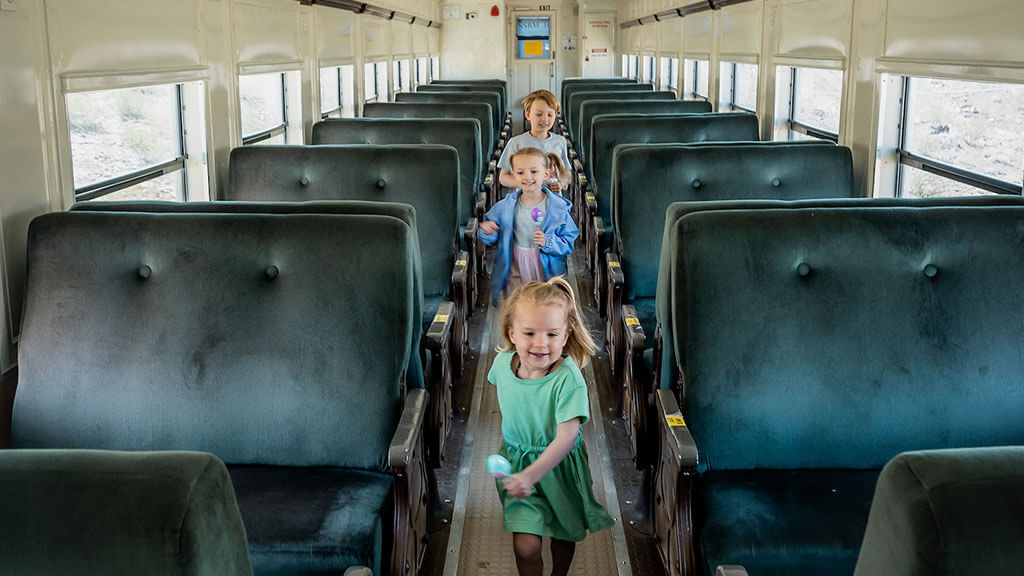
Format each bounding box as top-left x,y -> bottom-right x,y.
505,245 -> 546,298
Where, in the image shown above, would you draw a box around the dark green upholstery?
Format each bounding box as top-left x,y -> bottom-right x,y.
226,145 -> 458,301
560,77 -> 638,108
663,203 -> 1024,576
564,87 -> 665,142
608,142 -> 851,467
418,83 -> 506,116
312,118 -> 481,225
13,210 -> 428,575
654,195 -> 1024,392
0,449 -> 252,576
587,113 -> 759,278
578,99 -> 711,162
854,447 -> 1024,576
364,102 -> 495,174
395,91 -> 501,147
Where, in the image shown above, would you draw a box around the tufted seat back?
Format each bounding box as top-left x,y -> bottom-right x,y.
312,118 -> 481,224
560,77 -> 638,109
671,203 -> 1024,471
14,211 -> 417,470
418,83 -> 506,116
395,91 -> 501,146
617,141 -> 852,301
591,113 -> 759,229
578,99 -> 712,162
226,144 -> 458,299
364,102 -> 495,170
564,88 -> 666,142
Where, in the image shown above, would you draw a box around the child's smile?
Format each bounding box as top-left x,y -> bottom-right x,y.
508,302 -> 570,379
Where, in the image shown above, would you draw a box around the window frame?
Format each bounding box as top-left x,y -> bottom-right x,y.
719,61 -> 757,114
787,67 -> 840,143
72,84 -> 189,202
895,76 -> 1022,196
320,66 -> 344,120
240,72 -> 289,146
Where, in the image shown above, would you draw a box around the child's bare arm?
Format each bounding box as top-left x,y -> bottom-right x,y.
502,418 -> 580,499
499,169 -> 517,188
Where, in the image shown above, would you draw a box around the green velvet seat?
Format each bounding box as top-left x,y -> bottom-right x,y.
311,117 -> 484,310
395,92 -> 502,150
854,447 -> 1024,576
14,211 -> 428,576
225,144 -> 469,380
577,99 -> 711,162
229,466 -> 393,575
585,113 -> 759,311
653,202 -> 1024,576
0,449 -> 253,576
560,77 -> 638,111
607,141 -> 853,467
564,87 -> 664,144
363,102 -> 497,201
418,83 -> 507,123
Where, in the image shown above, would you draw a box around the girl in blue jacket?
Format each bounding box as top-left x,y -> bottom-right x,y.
479,147 -> 578,305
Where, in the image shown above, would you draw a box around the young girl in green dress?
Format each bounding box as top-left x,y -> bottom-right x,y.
488,276 -> 614,576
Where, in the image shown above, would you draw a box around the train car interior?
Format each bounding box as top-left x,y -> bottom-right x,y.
2,0 -> 1024,574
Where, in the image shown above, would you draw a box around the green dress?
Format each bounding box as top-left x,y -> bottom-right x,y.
488,350 -> 615,541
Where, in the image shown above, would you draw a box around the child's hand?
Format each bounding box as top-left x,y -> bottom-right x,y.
480,220 -> 499,235
547,179 -> 561,194
533,228 -> 546,247
502,473 -> 535,499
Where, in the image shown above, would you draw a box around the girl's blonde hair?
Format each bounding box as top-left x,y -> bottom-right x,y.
497,276 -> 597,368
509,146 -> 568,189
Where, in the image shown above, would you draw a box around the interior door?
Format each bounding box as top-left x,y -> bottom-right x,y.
582,12 -> 615,78
508,11 -> 557,133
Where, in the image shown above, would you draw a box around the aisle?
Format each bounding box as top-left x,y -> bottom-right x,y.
442,264 -> 630,576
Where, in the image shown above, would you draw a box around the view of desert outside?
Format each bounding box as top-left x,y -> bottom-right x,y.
66,73 -> 1023,202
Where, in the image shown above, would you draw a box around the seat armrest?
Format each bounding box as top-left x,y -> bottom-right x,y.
654,389 -> 698,469
388,388 -> 428,471
621,303 -> 646,353
452,251 -> 468,287
424,301 -> 455,353
585,192 -> 597,217
716,566 -> 749,576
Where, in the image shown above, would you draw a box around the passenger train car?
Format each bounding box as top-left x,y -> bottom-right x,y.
2,0 -> 1024,575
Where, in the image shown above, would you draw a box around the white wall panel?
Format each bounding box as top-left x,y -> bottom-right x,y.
45,0 -> 203,74
392,21 -> 412,55
684,12 -> 713,55
363,16 -> 389,58
640,24 -> 657,53
317,8 -> 356,62
413,27 -> 429,54
776,0 -> 851,59
658,18 -> 682,54
234,0 -> 304,64
720,3 -> 762,56
884,0 -> 1024,63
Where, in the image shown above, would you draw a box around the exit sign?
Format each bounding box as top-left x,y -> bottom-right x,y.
539,5 -> 551,10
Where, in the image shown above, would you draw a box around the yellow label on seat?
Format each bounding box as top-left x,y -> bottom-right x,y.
455,259 -> 467,266
665,414 -> 686,427
625,317 -> 639,326
586,195 -> 595,201
609,261 -> 621,267
433,314 -> 449,323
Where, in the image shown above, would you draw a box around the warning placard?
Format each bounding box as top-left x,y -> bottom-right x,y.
523,41 -> 544,56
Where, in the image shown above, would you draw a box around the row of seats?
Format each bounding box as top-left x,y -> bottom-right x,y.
4,78 -> 511,576
558,77 -> 1024,576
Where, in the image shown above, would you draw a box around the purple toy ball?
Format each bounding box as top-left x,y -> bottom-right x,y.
530,207 -> 544,226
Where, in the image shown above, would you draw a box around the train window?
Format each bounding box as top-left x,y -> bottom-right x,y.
320,65 -> 355,119
393,59 -> 410,94
684,59 -> 710,102
777,66 -> 842,142
240,71 -> 301,146
625,55 -> 639,80
67,83 -> 207,202
363,61 -> 388,102
896,76 -> 1024,197
719,62 -> 757,113
430,56 -> 439,81
660,57 -> 680,95
416,57 -> 428,86
641,55 -> 655,84
621,55 -> 629,78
